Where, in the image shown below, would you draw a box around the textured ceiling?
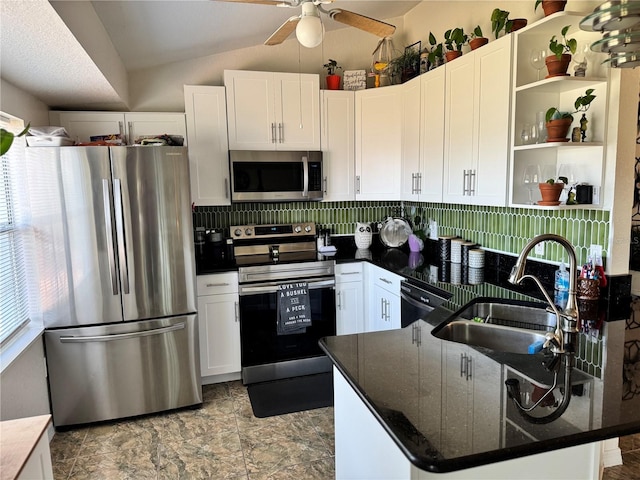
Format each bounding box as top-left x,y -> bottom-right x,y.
0,0 -> 419,111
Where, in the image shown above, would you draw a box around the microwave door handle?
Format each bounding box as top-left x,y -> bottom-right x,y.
302,155 -> 309,198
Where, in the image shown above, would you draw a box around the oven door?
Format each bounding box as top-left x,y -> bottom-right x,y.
238,277 -> 336,384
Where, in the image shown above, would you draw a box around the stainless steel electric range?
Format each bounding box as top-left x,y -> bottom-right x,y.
231,222 -> 336,385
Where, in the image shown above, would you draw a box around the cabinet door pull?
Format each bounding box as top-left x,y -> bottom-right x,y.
271,123 -> 276,143
469,170 -> 476,196
339,271 -> 360,276
460,353 -> 466,377
356,175 -> 361,194
127,121 -> 134,146
336,291 -> 342,310
234,301 -> 239,322
206,282 -> 230,287
411,173 -> 417,194
323,176 -> 328,195
118,121 -> 125,144
462,170 -> 469,196
224,178 -> 229,199
379,277 -> 392,285
466,356 -> 473,381
278,123 -> 284,143
417,173 -> 422,194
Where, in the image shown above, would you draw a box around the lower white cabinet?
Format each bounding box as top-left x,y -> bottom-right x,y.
365,263 -> 402,332
335,263 -> 364,335
196,272 -> 240,381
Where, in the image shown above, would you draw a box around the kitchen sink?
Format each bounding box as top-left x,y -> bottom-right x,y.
431,297 -> 554,354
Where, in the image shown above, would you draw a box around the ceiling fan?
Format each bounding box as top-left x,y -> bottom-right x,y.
214,0 -> 396,48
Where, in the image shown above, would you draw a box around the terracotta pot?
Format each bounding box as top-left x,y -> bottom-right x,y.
546,117 -> 573,142
326,74 -> 341,90
509,18 -> 528,32
444,51 -> 462,62
538,182 -> 565,205
541,0 -> 567,16
469,38 -> 489,50
545,53 -> 572,78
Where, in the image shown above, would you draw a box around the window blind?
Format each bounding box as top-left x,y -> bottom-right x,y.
0,116 -> 31,345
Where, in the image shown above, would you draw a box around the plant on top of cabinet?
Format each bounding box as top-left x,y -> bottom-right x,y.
324,59 -> 342,90
427,32 -> 444,70
545,88 -> 596,142
491,9 -> 512,38
469,25 -> 489,50
444,28 -> 468,62
546,25 -> 577,77
535,0 -> 567,17
391,46 -> 421,83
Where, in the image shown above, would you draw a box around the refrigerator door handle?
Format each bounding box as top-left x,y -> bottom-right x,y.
102,179 -> 118,295
59,322 -> 185,343
113,179 -> 130,295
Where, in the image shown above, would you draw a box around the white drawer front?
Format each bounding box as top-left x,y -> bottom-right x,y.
197,272 -> 239,296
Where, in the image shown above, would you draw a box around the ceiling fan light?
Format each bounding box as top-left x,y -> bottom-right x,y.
296,12 -> 323,47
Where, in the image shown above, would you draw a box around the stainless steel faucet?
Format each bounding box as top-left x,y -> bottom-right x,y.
508,233 -> 580,353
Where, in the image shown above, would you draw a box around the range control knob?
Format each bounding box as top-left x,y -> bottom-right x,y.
294,225 -> 302,233
304,225 -> 312,232
234,228 -> 243,237
245,228 -> 253,236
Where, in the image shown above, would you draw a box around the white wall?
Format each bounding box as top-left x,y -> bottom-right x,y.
127,1 -> 600,111
1,78 -> 50,126
0,338 -> 50,421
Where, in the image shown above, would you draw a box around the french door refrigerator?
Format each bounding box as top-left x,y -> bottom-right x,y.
38,146 -> 201,428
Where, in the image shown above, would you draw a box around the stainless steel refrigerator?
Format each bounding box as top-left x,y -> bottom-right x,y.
38,146 -> 201,428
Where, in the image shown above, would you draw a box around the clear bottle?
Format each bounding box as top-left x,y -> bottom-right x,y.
554,262 -> 569,291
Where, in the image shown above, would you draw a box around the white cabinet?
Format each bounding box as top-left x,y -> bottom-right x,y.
224,70 -> 320,151
441,342 -> 502,457
419,66 -> 446,203
196,272 -> 240,382
365,263 -> 402,332
443,35 -> 512,206
51,111 -> 187,145
508,14 -> 608,208
184,85 -> 230,206
335,262 -> 364,335
321,90 -> 356,201
401,75 -> 422,201
355,85 -> 403,200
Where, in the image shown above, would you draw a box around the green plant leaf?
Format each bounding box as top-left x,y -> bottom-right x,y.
429,32 -> 436,45
561,25 -> 570,36
0,129 -> 15,157
535,0 -> 543,10
474,25 -> 482,37
567,38 -> 577,54
546,107 -> 558,123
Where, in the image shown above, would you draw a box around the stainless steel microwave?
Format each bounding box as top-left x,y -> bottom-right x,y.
229,151 -> 323,202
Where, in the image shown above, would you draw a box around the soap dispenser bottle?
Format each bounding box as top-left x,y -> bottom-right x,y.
554,261 -> 569,291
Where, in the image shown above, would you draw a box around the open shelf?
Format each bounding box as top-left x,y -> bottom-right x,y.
515,76 -> 607,94
514,141 -> 603,151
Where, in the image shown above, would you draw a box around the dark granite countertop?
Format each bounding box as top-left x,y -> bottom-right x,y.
319,313 -> 640,473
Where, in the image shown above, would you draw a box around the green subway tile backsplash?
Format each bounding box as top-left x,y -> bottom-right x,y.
194,201 -> 610,266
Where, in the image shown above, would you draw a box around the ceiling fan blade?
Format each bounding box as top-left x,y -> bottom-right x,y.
264,16 -> 300,45
328,9 -> 396,37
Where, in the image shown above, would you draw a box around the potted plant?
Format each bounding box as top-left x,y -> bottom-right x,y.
469,25 -> 489,50
545,88 -> 596,142
535,0 -> 568,17
492,9 -> 527,38
323,59 -> 342,90
546,25 -> 577,77
427,32 -> 444,70
444,28 -> 468,62
391,48 -> 421,83
538,176 -> 568,205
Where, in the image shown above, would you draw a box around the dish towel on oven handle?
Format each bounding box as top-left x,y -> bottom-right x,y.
277,282 -> 312,335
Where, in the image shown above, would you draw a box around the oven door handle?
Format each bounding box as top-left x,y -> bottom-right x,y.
239,278 -> 335,296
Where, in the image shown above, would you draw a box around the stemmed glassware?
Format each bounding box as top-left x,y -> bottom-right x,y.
529,48 -> 547,81
557,163 -> 577,201
522,165 -> 541,204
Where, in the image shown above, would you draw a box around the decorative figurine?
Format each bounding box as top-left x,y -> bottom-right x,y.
572,127 -> 582,142
580,113 -> 588,142
566,187 -> 578,205
574,60 -> 587,77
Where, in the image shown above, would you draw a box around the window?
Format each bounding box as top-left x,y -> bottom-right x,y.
0,114 -> 31,345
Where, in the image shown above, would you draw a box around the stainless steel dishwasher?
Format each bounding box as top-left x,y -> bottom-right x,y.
400,280 -> 451,328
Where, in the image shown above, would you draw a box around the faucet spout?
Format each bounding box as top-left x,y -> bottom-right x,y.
508,234 -> 580,353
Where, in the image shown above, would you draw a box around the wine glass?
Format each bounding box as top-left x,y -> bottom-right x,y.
522,165 -> 541,204
529,48 -> 547,81
557,163 -> 577,202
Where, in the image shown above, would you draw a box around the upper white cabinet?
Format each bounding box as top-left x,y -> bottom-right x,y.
508,14 -> 608,208
224,70 -> 320,151
355,84 -> 403,200
321,90 -> 356,201
51,111 -> 187,146
419,66 -> 446,203
184,85 -> 230,206
401,75 -> 422,201
443,35 -> 513,206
